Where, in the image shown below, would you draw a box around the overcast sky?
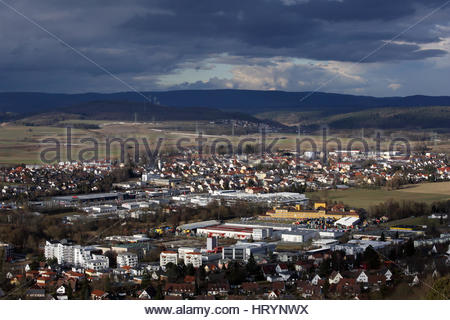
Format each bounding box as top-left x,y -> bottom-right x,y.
0,0 -> 449,96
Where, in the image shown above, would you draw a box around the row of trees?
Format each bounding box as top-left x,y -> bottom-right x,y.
368,199 -> 450,221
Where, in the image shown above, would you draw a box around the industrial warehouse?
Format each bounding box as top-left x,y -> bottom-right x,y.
265,203 -> 359,220
196,225 -> 265,240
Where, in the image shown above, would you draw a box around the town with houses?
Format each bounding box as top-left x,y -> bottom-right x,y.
0,149 -> 449,300
2,1 -> 450,317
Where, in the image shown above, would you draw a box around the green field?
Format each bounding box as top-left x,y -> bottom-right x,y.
308,187 -> 450,209
399,181 -> 450,195
1,119 -> 450,165
0,122 -> 314,164
381,216 -> 441,228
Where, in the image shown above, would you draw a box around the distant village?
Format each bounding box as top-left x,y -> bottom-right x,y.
1,148 -> 450,201
0,149 -> 449,299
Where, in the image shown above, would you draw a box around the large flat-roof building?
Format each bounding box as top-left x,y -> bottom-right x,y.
197,224 -> 272,240
281,230 -> 317,243
197,225 -> 254,240
224,221 -> 296,231
266,204 -> 359,220
222,242 -> 276,261
177,220 -> 221,233
211,191 -> 308,205
52,192 -> 121,205
109,242 -> 153,258
334,216 -> 360,227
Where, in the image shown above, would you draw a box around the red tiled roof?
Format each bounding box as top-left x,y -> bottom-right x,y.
91,289 -> 106,296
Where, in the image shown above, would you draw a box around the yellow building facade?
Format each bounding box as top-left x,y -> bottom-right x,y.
266,204 -> 358,220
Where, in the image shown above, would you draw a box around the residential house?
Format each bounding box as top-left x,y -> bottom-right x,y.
138,287 -> 156,300
335,278 -> 360,297
380,268 -> 393,281
56,286 -> 66,295
295,261 -> 312,273
356,271 -> 369,283
91,289 -> 108,300
164,283 -> 195,297
267,290 -> 281,300
26,288 -> 46,299
329,271 -> 343,284
410,275 -> 420,286
275,263 -> 289,274
296,281 -> 321,299
311,274 -> 322,285
241,282 -> 258,295
207,282 -> 230,296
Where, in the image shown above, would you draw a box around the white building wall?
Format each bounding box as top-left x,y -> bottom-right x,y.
44,241 -> 74,265
184,253 -> 202,268
197,228 -> 252,239
117,252 -> 139,268
160,252 -> 178,267
45,241 -> 109,270
85,255 -> 109,271
281,231 -> 316,243
178,247 -> 199,261
281,233 -> 305,242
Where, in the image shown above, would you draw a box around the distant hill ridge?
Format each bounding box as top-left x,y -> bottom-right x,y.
1,89 -> 450,114
53,100 -> 263,122
10,100 -> 289,130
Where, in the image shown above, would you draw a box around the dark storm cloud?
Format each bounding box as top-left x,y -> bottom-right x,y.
0,0 -> 448,92
122,0 -> 448,61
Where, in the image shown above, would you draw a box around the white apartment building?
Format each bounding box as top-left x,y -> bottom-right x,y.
117,252 -> 139,268
160,251 -> 178,267
44,240 -> 75,265
85,254 -> 109,271
45,240 -> 109,270
73,246 -> 92,267
178,247 -> 200,260
184,252 -> 202,268
91,204 -> 117,213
